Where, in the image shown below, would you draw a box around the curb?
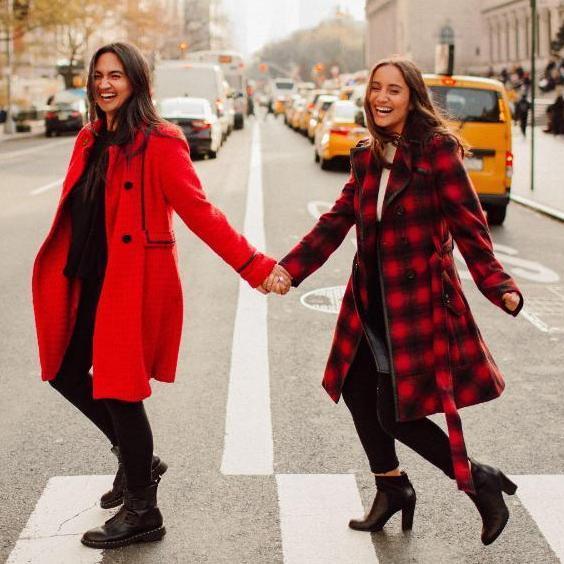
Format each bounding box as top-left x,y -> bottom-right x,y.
0,130 -> 45,144
510,193 -> 564,222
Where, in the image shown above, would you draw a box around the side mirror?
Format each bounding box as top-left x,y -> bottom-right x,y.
355,111 -> 366,127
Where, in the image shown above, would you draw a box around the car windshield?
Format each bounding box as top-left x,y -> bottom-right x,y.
429,86 -> 502,123
334,103 -> 357,121
275,81 -> 294,90
158,98 -> 207,116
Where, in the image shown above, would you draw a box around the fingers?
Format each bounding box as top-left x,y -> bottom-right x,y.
502,292 -> 520,312
259,265 -> 292,295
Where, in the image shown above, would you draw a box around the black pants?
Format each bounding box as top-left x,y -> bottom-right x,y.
49,276 -> 153,490
342,337 -> 455,479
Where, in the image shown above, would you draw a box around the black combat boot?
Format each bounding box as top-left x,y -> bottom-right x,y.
82,482 -> 165,549
349,472 -> 416,532
100,446 -> 168,509
467,459 -> 518,545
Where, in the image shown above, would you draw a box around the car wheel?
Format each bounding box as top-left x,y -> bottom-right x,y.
486,205 -> 507,225
208,149 -> 218,159
320,156 -> 331,170
314,150 -> 320,163
45,129 -> 52,137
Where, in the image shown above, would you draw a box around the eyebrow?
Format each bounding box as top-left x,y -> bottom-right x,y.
372,81 -> 404,89
94,69 -> 124,75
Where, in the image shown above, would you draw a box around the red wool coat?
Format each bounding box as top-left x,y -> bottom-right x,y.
32,122 -> 275,401
280,134 -> 523,492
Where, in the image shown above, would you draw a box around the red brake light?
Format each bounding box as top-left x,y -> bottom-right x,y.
45,111 -> 57,119
192,120 -> 211,130
505,151 -> 513,178
330,126 -> 349,136
70,111 -> 80,118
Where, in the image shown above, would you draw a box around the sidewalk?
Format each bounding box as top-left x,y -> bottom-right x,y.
0,120 -> 45,144
511,125 -> 564,221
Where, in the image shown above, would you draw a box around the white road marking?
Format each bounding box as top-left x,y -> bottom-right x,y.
511,193 -> 564,222
221,121 -> 273,475
510,475 -> 564,561
301,286 -> 346,314
0,138 -> 72,161
6,475 -> 113,563
30,177 -> 64,196
276,474 -> 379,564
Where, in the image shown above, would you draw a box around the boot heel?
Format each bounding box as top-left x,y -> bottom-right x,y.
499,473 -> 517,495
401,500 -> 415,531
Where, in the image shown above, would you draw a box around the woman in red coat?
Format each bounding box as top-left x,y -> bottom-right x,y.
32,42 -> 290,549
267,57 -> 523,545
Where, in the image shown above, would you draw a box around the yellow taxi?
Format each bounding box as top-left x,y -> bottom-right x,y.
423,74 -> 513,225
291,99 -> 307,130
314,100 -> 368,170
308,94 -> 339,141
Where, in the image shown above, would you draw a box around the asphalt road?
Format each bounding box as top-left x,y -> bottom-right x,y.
0,116 -> 563,564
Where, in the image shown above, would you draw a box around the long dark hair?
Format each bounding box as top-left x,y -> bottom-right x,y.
86,42 -> 164,149
363,56 -> 468,167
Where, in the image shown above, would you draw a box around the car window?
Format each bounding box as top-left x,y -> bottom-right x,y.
334,103 -> 357,121
429,86 -> 501,123
158,98 -> 206,116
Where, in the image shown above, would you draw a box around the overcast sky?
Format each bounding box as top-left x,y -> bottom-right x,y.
221,0 -> 365,56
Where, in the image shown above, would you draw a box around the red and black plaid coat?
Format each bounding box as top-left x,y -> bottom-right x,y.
280,134 -> 523,492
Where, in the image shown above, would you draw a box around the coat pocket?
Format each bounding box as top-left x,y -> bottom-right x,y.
441,270 -> 466,316
144,230 -> 176,247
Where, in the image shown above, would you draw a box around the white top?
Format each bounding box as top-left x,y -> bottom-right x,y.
377,143 -> 397,221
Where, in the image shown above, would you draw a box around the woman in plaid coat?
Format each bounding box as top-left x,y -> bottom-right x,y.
271,57 -> 524,545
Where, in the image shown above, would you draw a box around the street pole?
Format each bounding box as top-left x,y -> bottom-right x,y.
4,0 -> 15,134
530,0 -> 536,192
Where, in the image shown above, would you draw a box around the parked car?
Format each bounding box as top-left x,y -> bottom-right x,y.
154,61 -> 231,143
424,74 -> 513,225
44,99 -> 87,137
157,97 -> 222,159
314,100 -> 368,170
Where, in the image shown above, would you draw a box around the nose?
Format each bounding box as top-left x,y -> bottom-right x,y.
99,78 -> 111,90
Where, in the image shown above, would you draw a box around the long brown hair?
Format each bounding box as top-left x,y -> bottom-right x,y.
86,42 -> 165,149
363,56 -> 468,167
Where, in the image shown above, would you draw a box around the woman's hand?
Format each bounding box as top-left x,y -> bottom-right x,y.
502,292 -> 520,312
259,264 -> 292,295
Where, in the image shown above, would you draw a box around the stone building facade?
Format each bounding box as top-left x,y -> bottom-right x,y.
364,0 -> 564,74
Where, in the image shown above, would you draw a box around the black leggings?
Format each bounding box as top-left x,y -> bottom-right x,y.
342,337 -> 455,479
49,276 -> 153,490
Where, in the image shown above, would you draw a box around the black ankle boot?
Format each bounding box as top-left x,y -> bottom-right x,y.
349,472 -> 416,532
100,447 -> 168,509
82,482 -> 165,549
467,459 -> 518,545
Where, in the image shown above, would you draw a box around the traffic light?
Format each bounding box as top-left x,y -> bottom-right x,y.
313,63 -> 325,74
258,63 -> 269,73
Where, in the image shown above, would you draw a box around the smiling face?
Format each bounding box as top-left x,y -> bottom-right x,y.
93,52 -> 133,130
368,64 -> 411,135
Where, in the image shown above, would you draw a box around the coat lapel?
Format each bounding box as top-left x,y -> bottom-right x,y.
381,142 -> 412,217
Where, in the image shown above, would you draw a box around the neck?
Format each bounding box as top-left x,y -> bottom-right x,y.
107,114 -> 116,131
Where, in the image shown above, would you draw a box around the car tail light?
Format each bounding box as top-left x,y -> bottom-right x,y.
505,151 -> 513,178
330,126 -> 350,136
191,120 -> 211,131
307,103 -> 314,110
45,111 -> 57,119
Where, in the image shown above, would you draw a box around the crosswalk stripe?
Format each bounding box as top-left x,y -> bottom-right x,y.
276,474 -> 379,564
6,475 -> 113,563
221,122 -> 273,475
510,474 -> 564,561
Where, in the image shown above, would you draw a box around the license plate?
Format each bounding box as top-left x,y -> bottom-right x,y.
464,157 -> 483,171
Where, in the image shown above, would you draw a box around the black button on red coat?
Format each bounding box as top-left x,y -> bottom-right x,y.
122,234 -> 132,243
124,181 -> 133,190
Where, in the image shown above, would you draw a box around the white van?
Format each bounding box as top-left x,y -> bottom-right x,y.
153,61 -> 230,141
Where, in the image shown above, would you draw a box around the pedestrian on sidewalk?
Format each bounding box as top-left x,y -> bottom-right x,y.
31,42 -> 290,550
266,56 -> 524,546
516,93 -> 531,136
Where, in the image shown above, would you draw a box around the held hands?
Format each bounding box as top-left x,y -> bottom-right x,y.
502,292 -> 520,312
258,264 -> 292,295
